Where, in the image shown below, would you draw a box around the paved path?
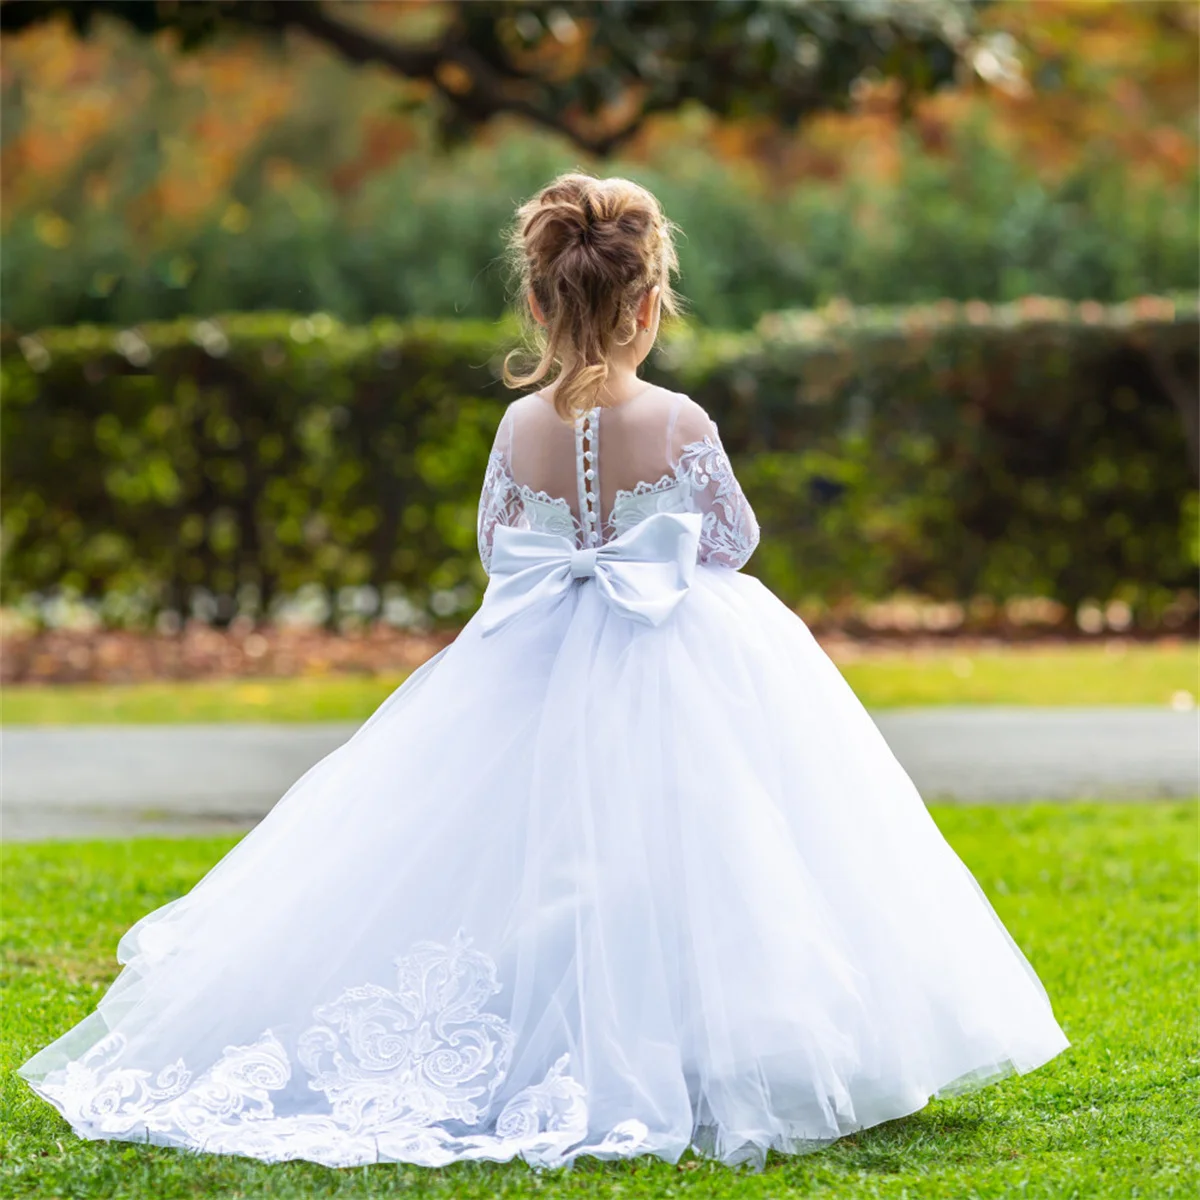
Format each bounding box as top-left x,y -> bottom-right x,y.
2,708 -> 1195,840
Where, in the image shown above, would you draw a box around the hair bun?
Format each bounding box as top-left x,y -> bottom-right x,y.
569,209 -> 592,247
505,173 -> 680,421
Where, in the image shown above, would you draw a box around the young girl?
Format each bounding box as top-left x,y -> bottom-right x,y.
21,174 -> 1068,1171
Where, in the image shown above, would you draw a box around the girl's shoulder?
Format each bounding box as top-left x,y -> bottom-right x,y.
504,390 -> 550,416
630,383 -> 711,424
660,390 -> 718,446
495,390 -> 557,438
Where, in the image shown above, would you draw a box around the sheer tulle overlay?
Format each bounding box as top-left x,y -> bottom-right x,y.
21,389 -> 1068,1170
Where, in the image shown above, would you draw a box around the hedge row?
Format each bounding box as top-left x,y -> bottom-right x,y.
2,297 -> 1196,628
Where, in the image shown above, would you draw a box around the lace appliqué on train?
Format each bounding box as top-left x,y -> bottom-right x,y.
33,935 -> 642,1169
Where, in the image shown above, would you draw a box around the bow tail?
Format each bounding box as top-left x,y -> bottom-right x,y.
593,560 -> 696,627
479,562 -> 575,636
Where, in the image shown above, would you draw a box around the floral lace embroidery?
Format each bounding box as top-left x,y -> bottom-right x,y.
622,473 -> 680,498
479,431 -> 759,573
478,450 -> 580,573
297,935 -> 518,1133
675,438 -> 760,569
32,935 -> 646,1169
515,487 -> 579,543
605,478 -> 688,541
477,449 -> 522,574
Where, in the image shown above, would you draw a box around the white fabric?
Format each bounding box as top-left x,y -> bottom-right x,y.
481,512 -> 701,635
21,385 -> 1069,1172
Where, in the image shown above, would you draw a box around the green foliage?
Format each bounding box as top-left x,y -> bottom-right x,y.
2,313 -> 511,623
2,298 -> 1195,626
3,122 -> 1197,334
2,804 -> 1197,1197
671,295 -> 1198,622
776,133 -> 1200,313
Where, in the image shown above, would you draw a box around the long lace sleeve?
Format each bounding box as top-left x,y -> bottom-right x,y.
667,400 -> 759,570
477,409 -> 521,575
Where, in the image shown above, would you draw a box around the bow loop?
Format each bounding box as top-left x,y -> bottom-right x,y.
481,512 -> 701,636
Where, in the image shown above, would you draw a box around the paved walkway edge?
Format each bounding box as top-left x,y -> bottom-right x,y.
3,708 -> 1196,840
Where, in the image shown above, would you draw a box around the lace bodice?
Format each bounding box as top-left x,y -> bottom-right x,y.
477,387 -> 759,574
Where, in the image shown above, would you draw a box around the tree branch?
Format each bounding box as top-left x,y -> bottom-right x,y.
266,0 -> 445,79
271,0 -> 637,156
0,0 -> 975,157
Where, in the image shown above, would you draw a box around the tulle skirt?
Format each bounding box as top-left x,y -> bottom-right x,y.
20,568 -> 1069,1169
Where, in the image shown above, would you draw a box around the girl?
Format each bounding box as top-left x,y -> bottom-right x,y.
22,174 -> 1068,1171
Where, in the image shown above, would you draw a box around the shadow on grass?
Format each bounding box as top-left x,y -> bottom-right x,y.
764,1104 -> 993,1177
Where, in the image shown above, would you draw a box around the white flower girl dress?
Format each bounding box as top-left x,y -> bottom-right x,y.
21,385 -> 1068,1170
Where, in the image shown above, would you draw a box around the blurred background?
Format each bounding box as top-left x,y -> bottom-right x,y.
1,0 -> 1197,689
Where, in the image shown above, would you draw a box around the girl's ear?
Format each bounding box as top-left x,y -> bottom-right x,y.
528,289 -> 549,327
639,285 -> 661,330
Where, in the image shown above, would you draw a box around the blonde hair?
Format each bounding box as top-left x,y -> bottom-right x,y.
504,173 -> 680,421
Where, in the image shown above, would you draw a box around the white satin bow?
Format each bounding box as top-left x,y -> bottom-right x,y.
480,511 -> 702,636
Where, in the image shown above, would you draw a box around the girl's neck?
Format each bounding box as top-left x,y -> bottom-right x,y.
546,355 -> 648,409
597,365 -> 649,408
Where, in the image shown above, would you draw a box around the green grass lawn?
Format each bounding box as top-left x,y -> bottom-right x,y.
4,643 -> 1195,724
2,803 -> 1196,1199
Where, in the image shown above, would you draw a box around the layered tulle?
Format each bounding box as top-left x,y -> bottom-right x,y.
21,568 -> 1068,1169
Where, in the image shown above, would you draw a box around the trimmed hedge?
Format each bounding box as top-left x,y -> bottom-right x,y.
666,295 -> 1198,623
2,297 -> 1196,629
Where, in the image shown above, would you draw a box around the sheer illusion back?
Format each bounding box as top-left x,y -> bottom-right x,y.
478,385 -> 760,572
